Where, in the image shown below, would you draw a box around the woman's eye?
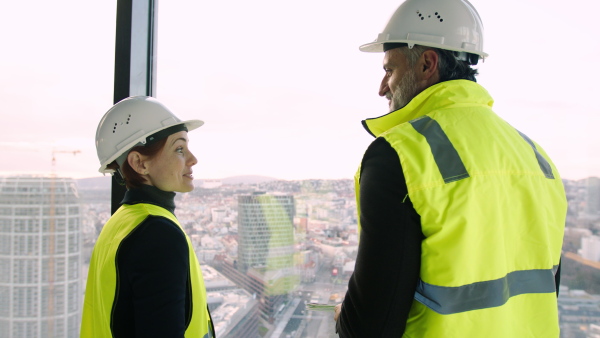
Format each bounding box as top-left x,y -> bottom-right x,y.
176,147 -> 184,154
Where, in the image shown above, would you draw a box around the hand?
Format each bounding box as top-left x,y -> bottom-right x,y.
333,303 -> 342,322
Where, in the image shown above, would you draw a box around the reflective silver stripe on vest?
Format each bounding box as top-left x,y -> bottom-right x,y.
414,266 -> 558,315
409,116 -> 470,184
516,130 -> 555,179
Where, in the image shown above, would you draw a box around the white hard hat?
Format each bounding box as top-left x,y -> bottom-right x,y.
95,96 -> 203,174
359,0 -> 488,61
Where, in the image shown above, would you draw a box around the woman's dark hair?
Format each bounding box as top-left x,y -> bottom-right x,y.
107,137 -> 168,189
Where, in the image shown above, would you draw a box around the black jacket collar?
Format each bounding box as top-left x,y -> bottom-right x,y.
121,184 -> 176,214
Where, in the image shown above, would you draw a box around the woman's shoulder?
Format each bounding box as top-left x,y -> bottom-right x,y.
135,215 -> 186,242
118,214 -> 189,266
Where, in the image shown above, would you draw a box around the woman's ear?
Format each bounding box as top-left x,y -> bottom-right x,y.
127,151 -> 149,175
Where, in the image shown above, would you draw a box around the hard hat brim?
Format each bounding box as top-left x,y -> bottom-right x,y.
359,39 -> 488,59
359,41 -> 385,53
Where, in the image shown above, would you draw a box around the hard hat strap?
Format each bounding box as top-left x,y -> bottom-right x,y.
145,124 -> 188,146
383,43 -> 409,52
453,51 -> 479,65
384,42 -> 480,66
113,123 -> 189,170
115,168 -> 127,186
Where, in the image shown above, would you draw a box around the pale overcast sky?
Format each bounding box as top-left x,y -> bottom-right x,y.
0,0 -> 598,180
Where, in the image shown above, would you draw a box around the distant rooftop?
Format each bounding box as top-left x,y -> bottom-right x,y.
200,265 -> 258,337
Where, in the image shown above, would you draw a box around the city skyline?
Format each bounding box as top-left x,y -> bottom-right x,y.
1,173 -> 599,337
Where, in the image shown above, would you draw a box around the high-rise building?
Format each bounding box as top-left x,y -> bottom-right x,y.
584,177 -> 600,217
0,176 -> 82,338
238,193 -> 294,272
580,235 -> 600,262
236,193 -> 297,322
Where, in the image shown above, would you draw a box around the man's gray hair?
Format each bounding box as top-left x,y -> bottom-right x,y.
400,45 -> 479,82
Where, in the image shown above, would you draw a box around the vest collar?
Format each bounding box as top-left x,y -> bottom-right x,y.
121,184 -> 176,214
362,80 -> 494,137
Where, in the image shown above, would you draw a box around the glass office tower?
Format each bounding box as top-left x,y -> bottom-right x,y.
237,193 -> 297,321
0,176 -> 81,338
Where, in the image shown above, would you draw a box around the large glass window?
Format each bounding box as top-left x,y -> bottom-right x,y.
154,1 -> 600,337
0,0 -> 598,337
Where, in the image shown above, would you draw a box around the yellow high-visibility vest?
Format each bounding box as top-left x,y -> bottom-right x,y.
357,80 -> 567,337
80,203 -> 212,338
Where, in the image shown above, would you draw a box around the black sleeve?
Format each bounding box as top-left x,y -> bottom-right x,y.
555,258 -> 561,296
113,216 -> 190,338
337,137 -> 423,337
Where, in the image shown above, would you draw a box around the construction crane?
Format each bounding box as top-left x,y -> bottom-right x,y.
47,149 -> 80,334
51,150 -> 81,168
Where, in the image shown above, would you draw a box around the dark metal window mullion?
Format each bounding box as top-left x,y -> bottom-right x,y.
111,0 -> 158,214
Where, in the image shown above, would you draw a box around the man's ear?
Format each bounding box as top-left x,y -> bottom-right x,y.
127,151 -> 149,175
418,49 -> 440,83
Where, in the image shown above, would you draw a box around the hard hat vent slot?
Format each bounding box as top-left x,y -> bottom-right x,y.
112,115 -> 132,133
416,10 -> 444,23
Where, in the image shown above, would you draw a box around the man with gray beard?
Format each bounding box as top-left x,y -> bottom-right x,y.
385,50 -> 419,112
333,0 -> 567,337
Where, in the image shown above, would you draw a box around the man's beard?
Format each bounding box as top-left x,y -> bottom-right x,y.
388,68 -> 420,112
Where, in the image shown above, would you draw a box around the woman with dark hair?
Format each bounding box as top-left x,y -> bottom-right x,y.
81,96 -> 214,338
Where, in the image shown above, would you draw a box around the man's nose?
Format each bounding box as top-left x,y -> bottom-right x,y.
379,77 -> 390,97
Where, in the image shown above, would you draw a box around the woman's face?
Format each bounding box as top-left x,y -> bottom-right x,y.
145,131 -> 197,192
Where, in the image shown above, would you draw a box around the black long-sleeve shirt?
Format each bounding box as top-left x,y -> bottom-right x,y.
337,137 -> 423,337
111,185 -> 193,338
